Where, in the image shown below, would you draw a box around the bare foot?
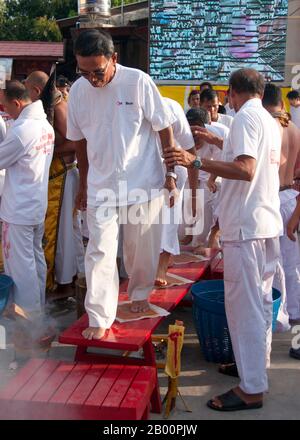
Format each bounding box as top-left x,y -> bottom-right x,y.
193,245 -> 210,256
180,235 -> 193,245
82,327 -> 106,340
130,300 -> 150,313
155,251 -> 171,286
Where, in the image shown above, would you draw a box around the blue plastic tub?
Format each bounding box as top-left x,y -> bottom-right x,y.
191,279 -> 281,363
0,274 -> 13,315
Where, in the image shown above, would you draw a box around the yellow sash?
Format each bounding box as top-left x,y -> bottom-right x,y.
43,156 -> 67,292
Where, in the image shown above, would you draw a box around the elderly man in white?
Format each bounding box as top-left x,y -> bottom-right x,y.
165,68 -> 283,411
0,80 -> 54,315
67,30 -> 183,340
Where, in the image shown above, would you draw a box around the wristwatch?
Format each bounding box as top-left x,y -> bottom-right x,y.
192,158 -> 202,169
166,171 -> 178,180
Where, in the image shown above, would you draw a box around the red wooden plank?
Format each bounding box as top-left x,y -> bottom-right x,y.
84,365 -> 124,408
121,367 -> 156,419
0,358 -> 46,400
50,363 -> 91,404
102,365 -> 139,409
33,362 -> 76,402
13,360 -> 60,401
168,261 -> 209,281
59,312 -> 160,351
67,364 -> 108,406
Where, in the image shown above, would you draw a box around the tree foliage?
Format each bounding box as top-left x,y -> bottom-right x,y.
0,0 -> 78,41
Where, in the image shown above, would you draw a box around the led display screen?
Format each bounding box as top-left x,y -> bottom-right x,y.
149,0 -> 289,83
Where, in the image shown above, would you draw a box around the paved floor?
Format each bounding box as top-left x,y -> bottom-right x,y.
0,294 -> 299,420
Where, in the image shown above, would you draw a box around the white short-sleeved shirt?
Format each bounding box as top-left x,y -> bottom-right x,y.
67,64 -> 176,207
0,116 -> 6,197
217,113 -> 233,130
218,98 -> 283,241
224,103 -> 236,118
162,98 -> 195,190
0,101 -> 54,225
198,122 -> 230,181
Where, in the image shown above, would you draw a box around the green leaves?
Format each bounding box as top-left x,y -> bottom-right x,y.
0,0 -> 77,41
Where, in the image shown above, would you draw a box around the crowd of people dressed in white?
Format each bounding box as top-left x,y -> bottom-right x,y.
0,29 -> 300,411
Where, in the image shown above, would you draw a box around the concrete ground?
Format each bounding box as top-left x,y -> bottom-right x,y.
0,293 -> 299,420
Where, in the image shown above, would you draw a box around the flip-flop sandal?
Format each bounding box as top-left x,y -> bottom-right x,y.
218,363 -> 239,378
289,347 -> 300,360
207,389 -> 263,412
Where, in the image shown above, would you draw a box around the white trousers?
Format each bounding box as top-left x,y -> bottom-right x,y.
223,237 -> 280,394
278,191 -> 300,320
160,179 -> 185,255
85,197 -> 164,328
191,181 -> 220,247
55,167 -> 85,284
2,221 -> 46,314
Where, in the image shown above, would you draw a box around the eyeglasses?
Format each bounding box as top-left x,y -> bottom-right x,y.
76,58 -> 111,80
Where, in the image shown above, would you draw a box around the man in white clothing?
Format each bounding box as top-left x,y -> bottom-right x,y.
67,30 -> 177,340
155,97 -> 197,286
0,115 -> 6,196
0,81 -> 54,314
200,89 -> 233,130
165,68 -> 282,411
186,108 -> 229,249
25,71 -> 85,294
263,84 -> 300,326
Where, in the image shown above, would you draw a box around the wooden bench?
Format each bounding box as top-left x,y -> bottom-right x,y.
59,256 -> 218,413
0,358 -> 157,420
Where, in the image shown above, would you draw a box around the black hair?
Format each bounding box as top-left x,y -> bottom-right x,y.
229,68 -> 265,96
56,76 -> 70,87
199,81 -> 213,91
262,83 -> 282,107
286,90 -> 300,101
74,29 -> 115,58
186,108 -> 209,127
3,80 -> 30,101
188,89 -> 200,104
218,104 -> 226,114
200,88 -> 218,103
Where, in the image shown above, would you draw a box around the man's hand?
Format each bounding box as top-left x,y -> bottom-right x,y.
207,175 -> 217,193
164,147 -> 196,168
75,187 -> 87,211
191,126 -> 223,149
164,176 -> 179,208
287,213 -> 299,241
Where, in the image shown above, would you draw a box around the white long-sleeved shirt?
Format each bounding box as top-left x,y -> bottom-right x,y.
0,100 -> 54,225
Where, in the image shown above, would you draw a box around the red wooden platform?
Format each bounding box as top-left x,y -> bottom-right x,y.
59,259 -> 214,365
0,359 -> 157,420
58,254 -> 218,414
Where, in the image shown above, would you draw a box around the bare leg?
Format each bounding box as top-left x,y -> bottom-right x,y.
180,235 -> 193,245
208,224 -> 221,249
82,327 -> 106,340
155,251 -> 171,287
